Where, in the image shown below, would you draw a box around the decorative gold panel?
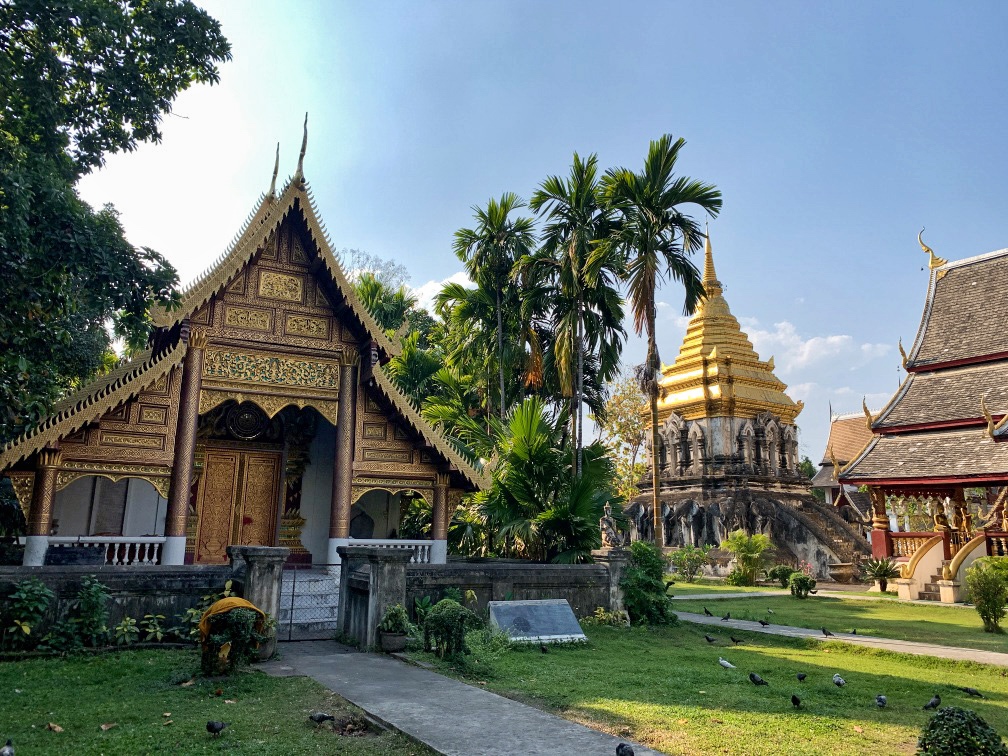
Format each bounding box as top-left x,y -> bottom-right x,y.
199,389 -> 340,427
285,314 -> 329,339
365,396 -> 383,414
8,472 -> 34,519
99,431 -> 164,450
138,405 -> 168,425
226,272 -> 247,295
202,349 -> 341,390
291,237 -> 308,265
54,463 -> 171,499
224,306 -> 272,332
149,373 -> 170,393
363,422 -> 387,440
394,424 -> 410,441
258,270 -> 303,302
105,404 -> 128,422
362,448 -> 411,463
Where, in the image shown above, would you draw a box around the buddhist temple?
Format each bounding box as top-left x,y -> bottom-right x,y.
628,230 -> 869,576
0,132 -> 485,569
839,235 -> 1008,601
811,412 -> 875,533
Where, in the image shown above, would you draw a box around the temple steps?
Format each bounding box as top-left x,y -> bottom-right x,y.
917,573 -> 943,601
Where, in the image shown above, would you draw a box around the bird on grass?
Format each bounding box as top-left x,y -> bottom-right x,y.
821,627 -> 834,638
850,629 -> 857,635
923,694 -> 941,711
958,686 -> 984,698
876,695 -> 887,709
833,674 -> 846,688
1,739 -> 13,756
758,619 -> 770,627
809,589 -> 818,595
721,612 -> 731,621
616,743 -> 635,756
309,712 -> 335,726
719,657 -> 736,669
704,634 -> 717,644
796,673 -> 807,682
703,607 -> 714,617
206,721 -> 229,737
540,643 -> 549,654
749,672 -> 769,686
730,636 -> 743,645
791,694 -> 801,709
767,608 -> 775,615
665,580 -> 676,589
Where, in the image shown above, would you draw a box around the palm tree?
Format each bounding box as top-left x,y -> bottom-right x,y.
453,193 -> 536,421
603,134 -> 722,549
524,153 -> 625,477
353,271 -> 417,334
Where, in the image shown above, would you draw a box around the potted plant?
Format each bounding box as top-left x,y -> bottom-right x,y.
861,557 -> 900,593
377,603 -> 412,653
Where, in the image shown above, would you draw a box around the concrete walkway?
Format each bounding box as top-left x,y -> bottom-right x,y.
676,611 -> 1008,667
261,640 -> 662,756
670,588 -> 976,608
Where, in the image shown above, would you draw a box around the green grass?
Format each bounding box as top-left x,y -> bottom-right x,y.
672,594 -> 1007,653
0,649 -> 430,755
415,624 -> 1008,756
669,580 -> 785,596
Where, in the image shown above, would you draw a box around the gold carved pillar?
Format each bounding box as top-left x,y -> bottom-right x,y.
164,328 -> 207,564
868,487 -> 892,560
432,473 -> 449,541
329,357 -> 358,546
23,447 -> 61,566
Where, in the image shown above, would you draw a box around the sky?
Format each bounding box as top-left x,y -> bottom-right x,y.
78,0 -> 1008,462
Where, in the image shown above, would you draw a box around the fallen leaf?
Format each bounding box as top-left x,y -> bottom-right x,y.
47,723 -> 63,733
477,681 -> 486,686
225,699 -> 237,704
179,680 -> 194,687
163,712 -> 171,718
853,726 -> 864,733
100,723 -> 117,731
14,689 -> 21,694
163,720 -> 174,726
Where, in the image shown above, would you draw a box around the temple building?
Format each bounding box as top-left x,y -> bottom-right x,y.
839,235 -> 1008,601
628,231 -> 869,576
811,412 -> 875,535
0,139 -> 485,568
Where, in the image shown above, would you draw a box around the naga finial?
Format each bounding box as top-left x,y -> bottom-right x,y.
829,447 -> 841,480
267,142 -> 280,200
293,112 -> 308,183
918,228 -> 947,270
862,397 -> 874,430
898,337 -> 908,369
981,396 -> 996,438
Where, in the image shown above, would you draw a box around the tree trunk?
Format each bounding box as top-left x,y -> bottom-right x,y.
576,305 -> 584,479
496,285 -> 505,422
648,304 -> 664,549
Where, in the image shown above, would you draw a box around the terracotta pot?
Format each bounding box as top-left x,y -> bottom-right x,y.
379,631 -> 407,653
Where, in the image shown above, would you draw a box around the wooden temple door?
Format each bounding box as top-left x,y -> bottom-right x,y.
194,447 -> 281,564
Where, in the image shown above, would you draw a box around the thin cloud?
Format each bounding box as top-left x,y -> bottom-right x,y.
411,271 -> 473,313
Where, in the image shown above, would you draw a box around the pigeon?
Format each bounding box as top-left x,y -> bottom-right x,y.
540,643 -> 549,654
749,672 -> 769,686
876,695 -> 887,709
822,627 -> 834,638
721,612 -> 731,621
958,686 -> 984,698
309,712 -> 335,725
791,694 -> 801,708
923,694 -> 941,711
796,673 -> 807,682
759,619 -> 770,627
1,740 -> 12,756
703,607 -> 714,617
833,674 -> 846,687
665,580 -> 676,588
616,744 -> 635,756
850,629 -> 857,635
206,721 -> 229,737
767,608 -> 775,615
718,657 -> 736,669
809,589 -> 818,594
730,636 -> 743,645
704,634 -> 717,644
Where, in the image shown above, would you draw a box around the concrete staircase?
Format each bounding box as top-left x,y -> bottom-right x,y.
278,568 -> 342,640
793,498 -> 871,564
918,572 -> 943,602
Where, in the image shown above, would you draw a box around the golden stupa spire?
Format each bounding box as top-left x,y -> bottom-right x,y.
703,221 -> 722,296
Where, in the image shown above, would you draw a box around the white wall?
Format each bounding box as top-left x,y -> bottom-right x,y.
121,479 -> 167,537
300,420 -> 335,563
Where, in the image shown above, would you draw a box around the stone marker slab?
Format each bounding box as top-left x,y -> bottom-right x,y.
488,599 -> 586,644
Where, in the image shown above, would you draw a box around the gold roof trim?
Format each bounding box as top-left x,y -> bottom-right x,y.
919,228 -> 947,270
370,364 -> 488,491
982,396 -> 996,439
898,337 -> 908,369
0,340 -> 187,470
862,397 -> 875,430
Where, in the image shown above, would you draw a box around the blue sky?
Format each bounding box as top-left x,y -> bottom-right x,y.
79,1 -> 1008,461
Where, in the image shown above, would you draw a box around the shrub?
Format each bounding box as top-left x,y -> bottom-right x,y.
3,577 -> 54,649
721,530 -> 772,586
767,564 -> 796,588
621,541 -> 677,625
423,599 -> 483,658
917,706 -> 1007,755
966,560 -> 1007,633
724,569 -> 749,586
669,544 -> 711,583
141,613 -> 167,642
201,607 -> 271,676
414,595 -> 434,624
114,616 -> 139,646
581,607 -> 630,627
378,603 -> 413,634
861,557 -> 901,589
171,579 -> 234,643
789,572 -> 817,599
74,575 -> 110,647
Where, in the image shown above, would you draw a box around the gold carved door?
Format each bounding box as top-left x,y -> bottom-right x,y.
194,448 -> 281,564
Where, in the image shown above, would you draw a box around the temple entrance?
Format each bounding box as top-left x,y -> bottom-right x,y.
194,447 -> 282,563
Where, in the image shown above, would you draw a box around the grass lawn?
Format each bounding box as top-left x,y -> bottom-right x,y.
415,624 -> 1008,756
0,649 -> 430,755
669,580 -> 785,596
671,594 -> 1006,653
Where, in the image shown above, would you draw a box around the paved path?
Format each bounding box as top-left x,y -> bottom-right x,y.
670,589 -> 975,608
676,612 -> 1008,667
261,641 -> 662,756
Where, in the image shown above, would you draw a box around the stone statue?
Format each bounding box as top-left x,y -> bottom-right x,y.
600,502 -> 625,548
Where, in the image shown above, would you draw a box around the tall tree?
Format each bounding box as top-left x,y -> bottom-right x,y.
453,193 -> 536,421
0,0 -> 230,442
592,373 -> 648,503
525,152 -> 624,477
603,134 -> 722,549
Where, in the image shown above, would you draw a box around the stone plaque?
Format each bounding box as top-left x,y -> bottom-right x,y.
488,599 -> 586,644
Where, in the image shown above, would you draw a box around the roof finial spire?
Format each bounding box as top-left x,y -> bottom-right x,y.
918,227 -> 947,270
702,220 -> 722,296
293,112 -> 308,184
267,142 -> 279,200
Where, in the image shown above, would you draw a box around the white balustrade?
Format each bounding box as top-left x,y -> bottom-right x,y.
349,538 -> 433,564
48,536 -> 165,566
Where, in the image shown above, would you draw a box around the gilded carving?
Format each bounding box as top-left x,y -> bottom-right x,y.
291,237 -> 308,265
139,405 -> 168,425
365,396 -> 383,414
363,422 -> 387,440
202,349 -> 341,390
225,306 -> 272,332
285,314 -> 328,339
258,270 -> 303,302
149,373 -> 170,393
226,271 -> 247,295
100,432 -> 164,450
55,465 -> 171,499
198,388 -> 340,427
393,424 -> 411,441
8,472 -> 34,519
362,448 -> 412,463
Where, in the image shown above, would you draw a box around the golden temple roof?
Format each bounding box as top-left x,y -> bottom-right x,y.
655,230 -> 802,424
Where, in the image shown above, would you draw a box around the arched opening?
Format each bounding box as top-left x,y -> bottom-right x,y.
53,476 -> 166,538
